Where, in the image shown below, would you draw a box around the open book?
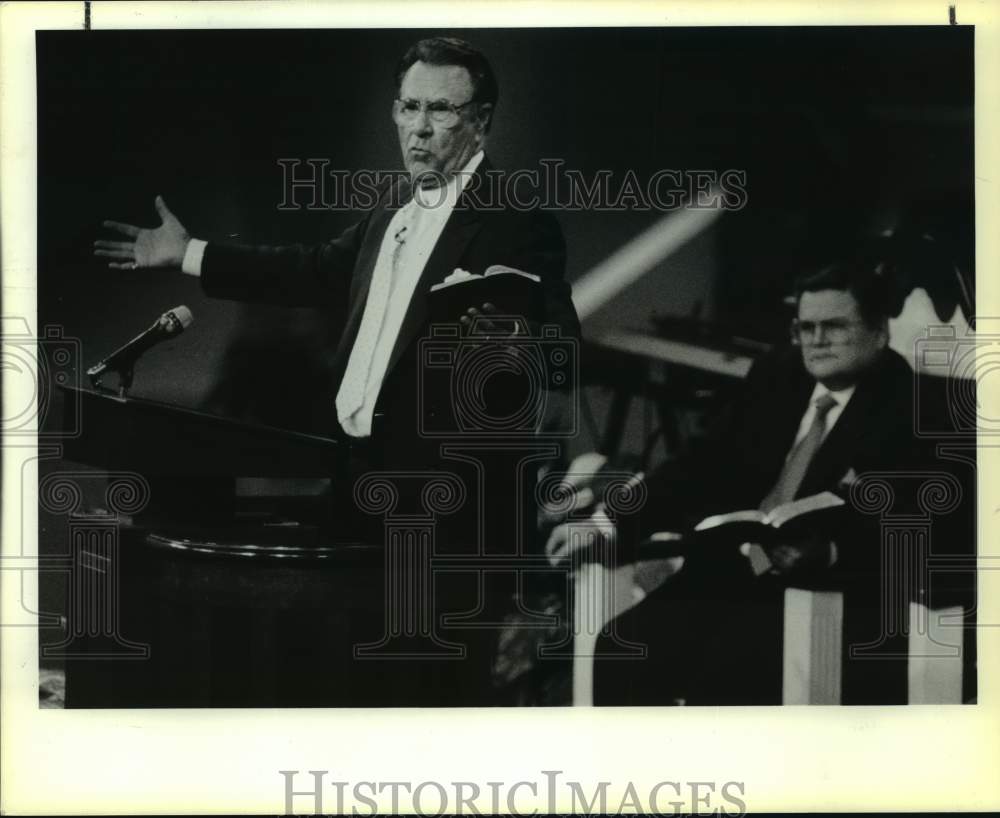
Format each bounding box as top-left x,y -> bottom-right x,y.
428,264 -> 543,325
638,491 -> 846,558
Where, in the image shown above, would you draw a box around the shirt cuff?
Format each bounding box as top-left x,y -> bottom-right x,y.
181,239 -> 207,276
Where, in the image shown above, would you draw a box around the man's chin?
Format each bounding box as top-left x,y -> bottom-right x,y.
806,362 -> 860,391
406,161 -> 445,185
804,360 -> 841,381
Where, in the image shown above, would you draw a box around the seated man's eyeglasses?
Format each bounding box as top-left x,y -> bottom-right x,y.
393,97 -> 477,127
790,318 -> 865,344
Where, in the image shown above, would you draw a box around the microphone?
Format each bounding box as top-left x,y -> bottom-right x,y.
87,305 -> 193,385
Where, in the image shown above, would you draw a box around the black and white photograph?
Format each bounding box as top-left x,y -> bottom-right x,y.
2,1 -> 998,814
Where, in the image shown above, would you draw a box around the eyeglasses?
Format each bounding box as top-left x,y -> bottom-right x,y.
790,318 -> 866,344
393,97 -> 477,127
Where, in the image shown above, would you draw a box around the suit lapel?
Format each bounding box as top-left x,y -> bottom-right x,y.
754,365 -> 814,488
799,354 -> 889,496
332,177 -> 412,370
381,165 -> 487,379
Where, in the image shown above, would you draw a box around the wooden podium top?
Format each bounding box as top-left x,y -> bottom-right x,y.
58,385 -> 342,477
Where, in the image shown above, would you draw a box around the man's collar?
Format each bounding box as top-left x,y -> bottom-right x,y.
809,380 -> 856,408
412,150 -> 485,207
461,149 -> 485,176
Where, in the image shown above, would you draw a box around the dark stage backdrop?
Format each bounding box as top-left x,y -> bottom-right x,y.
38,26 -> 973,429
35,26 -> 973,673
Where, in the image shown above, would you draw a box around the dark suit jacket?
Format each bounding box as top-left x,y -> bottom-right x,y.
199,156 -> 580,460
597,345 -> 975,704
638,344 -> 922,581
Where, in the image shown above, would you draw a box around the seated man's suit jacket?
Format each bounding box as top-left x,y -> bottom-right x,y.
596,344 -> 935,705
637,344 -> 921,581
198,156 -> 581,464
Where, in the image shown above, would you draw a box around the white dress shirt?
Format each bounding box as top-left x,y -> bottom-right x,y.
762,379 -> 856,571
790,381 -> 856,449
181,150 -> 485,438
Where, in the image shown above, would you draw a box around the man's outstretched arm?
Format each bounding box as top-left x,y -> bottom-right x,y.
94,195 -> 190,271
94,195 -> 368,307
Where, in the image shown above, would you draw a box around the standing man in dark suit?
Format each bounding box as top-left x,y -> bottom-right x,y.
94,36 -> 579,464
550,259 -> 930,704
95,37 -> 580,705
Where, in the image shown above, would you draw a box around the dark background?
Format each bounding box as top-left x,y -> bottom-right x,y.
35,25 -> 975,683
38,26 -> 974,426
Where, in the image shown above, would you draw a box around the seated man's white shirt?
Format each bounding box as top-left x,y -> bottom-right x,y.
790,381 -> 856,447
747,380 -> 857,573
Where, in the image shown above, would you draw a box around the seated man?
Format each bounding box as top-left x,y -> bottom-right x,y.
550,257 -> 933,705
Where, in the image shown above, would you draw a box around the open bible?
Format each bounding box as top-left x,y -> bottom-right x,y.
428,264 -> 543,325
637,490 -> 846,559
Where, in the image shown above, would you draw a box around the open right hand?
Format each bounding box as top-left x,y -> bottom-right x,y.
94,195 -> 190,270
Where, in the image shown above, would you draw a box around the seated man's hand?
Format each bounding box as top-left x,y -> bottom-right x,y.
94,195 -> 190,270
764,532 -> 835,579
544,509 -> 616,567
538,485 -> 595,529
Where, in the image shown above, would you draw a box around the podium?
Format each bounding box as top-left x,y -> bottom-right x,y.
60,385 -> 344,520
53,386 -> 394,707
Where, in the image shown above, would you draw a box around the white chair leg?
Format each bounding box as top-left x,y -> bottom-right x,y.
782,588 -> 844,705
907,601 -> 964,703
572,562 -> 637,706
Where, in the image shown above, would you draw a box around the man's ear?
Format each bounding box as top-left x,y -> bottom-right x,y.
877,317 -> 891,347
476,103 -> 494,133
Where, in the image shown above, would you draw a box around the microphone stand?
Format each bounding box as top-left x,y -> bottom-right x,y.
85,307 -> 192,399
86,358 -> 135,399
117,364 -> 134,399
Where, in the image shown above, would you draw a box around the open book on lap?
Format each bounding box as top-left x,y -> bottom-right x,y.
637,491 -> 846,559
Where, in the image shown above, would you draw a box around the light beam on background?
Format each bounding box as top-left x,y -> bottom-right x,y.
570,203 -> 724,321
